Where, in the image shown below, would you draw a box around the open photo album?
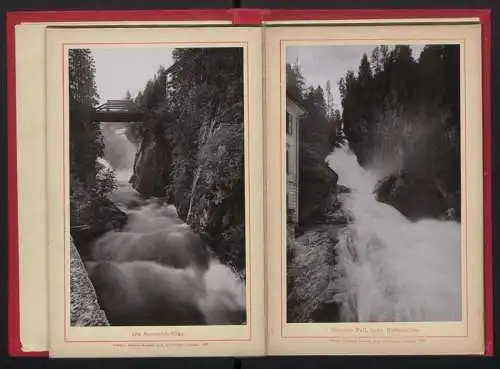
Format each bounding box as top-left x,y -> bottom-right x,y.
7,9 -> 493,358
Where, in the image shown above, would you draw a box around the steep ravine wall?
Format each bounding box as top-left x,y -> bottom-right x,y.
70,240 -> 109,326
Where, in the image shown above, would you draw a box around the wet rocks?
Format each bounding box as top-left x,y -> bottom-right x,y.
71,197 -> 128,260
375,171 -> 449,221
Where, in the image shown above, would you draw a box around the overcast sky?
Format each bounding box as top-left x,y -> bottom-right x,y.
90,44 -> 426,108
91,47 -> 174,104
286,44 -> 425,110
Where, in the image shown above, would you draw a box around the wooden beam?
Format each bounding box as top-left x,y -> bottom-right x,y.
91,111 -> 144,123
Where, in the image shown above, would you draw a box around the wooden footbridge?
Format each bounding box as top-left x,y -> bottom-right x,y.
92,100 -> 145,122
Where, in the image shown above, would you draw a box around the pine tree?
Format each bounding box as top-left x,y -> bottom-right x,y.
325,80 -> 334,119
69,49 -> 100,107
358,53 -> 372,87
69,48 -> 121,236
370,46 -> 383,74
286,61 -> 305,98
338,44 -> 461,217
68,49 -> 102,182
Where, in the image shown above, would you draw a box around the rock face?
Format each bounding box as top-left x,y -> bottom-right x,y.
70,160 -> 128,260
130,112 -> 246,274
129,48 -> 246,274
131,137 -> 172,197
287,225 -> 342,323
186,124 -> 245,273
375,171 -> 449,221
70,240 -> 109,326
321,188 -> 352,226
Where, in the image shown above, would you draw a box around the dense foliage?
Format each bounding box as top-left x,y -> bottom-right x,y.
69,49 -> 124,255
69,49 -> 102,183
130,48 -> 246,273
339,45 -> 461,216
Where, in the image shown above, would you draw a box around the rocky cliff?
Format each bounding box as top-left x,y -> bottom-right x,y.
129,48 -> 246,274
131,135 -> 172,198
375,170 -> 456,221
287,225 -> 343,323
287,185 -> 351,322
131,112 -> 246,274
70,240 -> 109,326
70,164 -> 128,260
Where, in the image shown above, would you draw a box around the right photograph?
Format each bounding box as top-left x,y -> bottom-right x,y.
285,44 -> 462,323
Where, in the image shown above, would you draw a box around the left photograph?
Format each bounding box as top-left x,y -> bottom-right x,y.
68,47 -> 247,327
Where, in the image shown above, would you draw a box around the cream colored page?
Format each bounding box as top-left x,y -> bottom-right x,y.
14,19 -> 233,354
265,23 -> 484,355
46,26 -> 265,358
15,23 -> 49,352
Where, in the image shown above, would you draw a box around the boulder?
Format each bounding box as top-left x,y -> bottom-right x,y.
71,197 -> 128,260
321,193 -> 352,226
375,171 -> 448,221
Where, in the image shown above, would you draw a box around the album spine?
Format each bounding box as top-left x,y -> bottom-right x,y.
6,12 -> 49,358
480,9 -> 494,358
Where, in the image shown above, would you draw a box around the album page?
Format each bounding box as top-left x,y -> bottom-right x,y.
45,25 -> 265,357
14,23 -> 51,354
264,21 -> 485,355
13,18 -> 233,355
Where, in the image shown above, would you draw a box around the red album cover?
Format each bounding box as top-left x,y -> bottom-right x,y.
7,8 -> 492,357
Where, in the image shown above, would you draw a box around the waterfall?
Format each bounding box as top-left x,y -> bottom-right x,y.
101,123 -> 136,172
326,144 -> 462,322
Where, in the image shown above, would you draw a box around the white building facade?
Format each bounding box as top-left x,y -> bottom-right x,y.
286,92 -> 306,224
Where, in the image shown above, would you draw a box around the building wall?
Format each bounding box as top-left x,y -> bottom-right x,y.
286,98 -> 304,224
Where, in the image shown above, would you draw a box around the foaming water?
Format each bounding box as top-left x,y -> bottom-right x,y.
90,124 -> 246,326
325,145 -> 461,322
101,123 -> 136,170
199,259 -> 247,324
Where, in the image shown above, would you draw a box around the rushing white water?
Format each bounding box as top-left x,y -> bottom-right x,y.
101,123 -> 136,170
325,144 -> 462,322
90,124 -> 246,326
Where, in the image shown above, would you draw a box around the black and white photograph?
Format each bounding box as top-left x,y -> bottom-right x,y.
286,44 -> 462,323
68,46 -> 247,327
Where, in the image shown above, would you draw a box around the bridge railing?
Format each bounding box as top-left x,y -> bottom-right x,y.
91,100 -> 145,123
95,100 -> 142,113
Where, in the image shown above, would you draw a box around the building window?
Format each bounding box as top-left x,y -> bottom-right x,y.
286,111 -> 292,135
286,148 -> 289,175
